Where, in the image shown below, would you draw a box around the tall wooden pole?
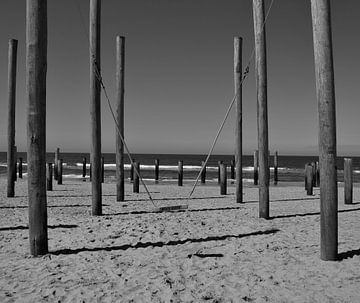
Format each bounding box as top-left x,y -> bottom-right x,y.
90,0 -> 102,215
26,0 -> 48,256
155,159 -> 160,183
344,158 -> 353,205
116,35 -> 125,201
201,161 -> 206,184
253,0 -> 269,219
220,163 -> 227,195
234,36 -> 243,203
311,0 -> 337,261
7,39 -> 18,198
133,162 -> 140,193
178,160 -> 183,186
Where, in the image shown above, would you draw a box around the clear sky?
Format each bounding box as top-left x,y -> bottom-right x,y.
0,0 -> 359,155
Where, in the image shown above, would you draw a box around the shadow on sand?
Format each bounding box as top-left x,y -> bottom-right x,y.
0,224 -> 78,231
270,207 -> 360,220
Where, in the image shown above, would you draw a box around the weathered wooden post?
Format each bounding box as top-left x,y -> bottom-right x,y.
130,159 -> 134,182
311,0 -> 338,261
311,162 -> 317,187
101,156 -> 104,183
253,0 -> 270,219
57,159 -> 63,185
7,39 -> 18,197
133,162 -> 140,193
217,160 -> 223,184
116,35 -> 125,201
18,157 -> 23,178
344,158 -> 353,205
315,161 -> 320,186
234,36 -> 243,203
46,163 -> 53,191
54,147 -> 59,180
90,0 -> 102,215
26,0 -> 48,256
274,151 -> 278,185
154,159 -> 159,183
13,146 -> 17,182
220,163 -> 227,195
201,161 -> 206,184
230,159 -> 235,180
82,157 -> 87,179
306,164 -> 313,195
253,150 -> 259,185
178,160 -> 183,186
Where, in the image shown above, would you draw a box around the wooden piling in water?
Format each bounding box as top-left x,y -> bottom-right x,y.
82,157 -> 86,178
90,0 -> 102,216
253,0 -> 270,219
133,162 -> 140,193
46,163 -> 53,191
155,159 -> 159,183
7,39 -> 18,197
306,164 -> 313,195
234,36 -> 243,203
274,151 -> 278,185
54,147 -> 59,180
18,157 -> 23,178
344,158 -> 353,205
253,150 -> 259,185
178,160 -> 183,186
57,159 -> 63,185
26,0 -> 48,256
116,35 -> 125,201
311,0 -> 338,261
220,163 -> 227,195
201,161 -> 206,184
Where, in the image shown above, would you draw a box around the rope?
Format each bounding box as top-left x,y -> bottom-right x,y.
188,0 -> 275,197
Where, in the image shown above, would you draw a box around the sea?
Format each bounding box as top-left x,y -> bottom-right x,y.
1,152 -> 360,184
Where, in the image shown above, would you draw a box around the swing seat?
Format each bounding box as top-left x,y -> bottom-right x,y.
156,204 -> 188,212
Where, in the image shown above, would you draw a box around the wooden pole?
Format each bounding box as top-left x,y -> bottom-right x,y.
101,156 -> 104,183
155,159 -> 159,183
230,159 -> 235,180
130,159 -> 134,182
13,145 -> 17,182
315,161 -> 320,187
217,160 -> 223,184
178,160 -> 183,186
344,158 -> 353,205
201,161 -> 206,184
306,164 -> 313,195
274,151 -> 278,185
90,0 -> 102,215
253,150 -> 259,185
54,147 -> 59,180
311,0 -> 338,261
234,36 -> 243,203
89,163 -> 92,181
7,39 -> 18,197
253,0 -> 270,219
26,0 -> 48,256
133,162 -> 140,193
18,157 -> 23,178
116,35 -> 125,201
82,157 -> 87,179
220,163 -> 227,195
57,159 -> 63,185
46,163 -> 53,191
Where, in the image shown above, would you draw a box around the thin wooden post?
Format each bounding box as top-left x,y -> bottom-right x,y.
82,157 -> 87,178
54,147 -> 59,180
311,162 -> 317,187
230,159 -> 235,180
220,163 -> 227,195
46,163 -> 53,191
274,151 -> 278,185
253,150 -> 259,185
201,161 -> 206,184
311,0 -> 338,261
155,159 -> 159,183
178,160 -> 183,186
130,159 -> 134,182
7,39 -> 18,197
217,160 -> 223,184
133,162 -> 140,193
101,156 -> 104,183
57,159 -> 63,185
13,146 -> 17,182
18,157 -> 23,178
315,161 -> 320,186
306,164 -> 313,195
116,35 -> 125,201
234,36 -> 243,203
344,158 -> 353,205
90,0 -> 102,215
253,0 -> 270,219
26,0 -> 48,256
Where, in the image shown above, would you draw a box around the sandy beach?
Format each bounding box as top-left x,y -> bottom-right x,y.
0,177 -> 360,302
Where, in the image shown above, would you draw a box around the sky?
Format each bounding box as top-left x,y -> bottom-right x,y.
0,0 -> 360,156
